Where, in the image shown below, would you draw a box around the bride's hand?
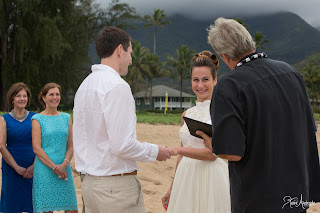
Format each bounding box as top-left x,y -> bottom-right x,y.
196,130 -> 213,151
162,189 -> 171,211
170,147 -> 180,156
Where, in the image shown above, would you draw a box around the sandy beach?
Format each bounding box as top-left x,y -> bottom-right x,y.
0,122 -> 319,212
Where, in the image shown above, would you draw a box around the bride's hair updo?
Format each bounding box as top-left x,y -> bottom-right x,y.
190,51 -> 219,80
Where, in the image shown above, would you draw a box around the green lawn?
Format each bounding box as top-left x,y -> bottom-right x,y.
136,112 -> 181,125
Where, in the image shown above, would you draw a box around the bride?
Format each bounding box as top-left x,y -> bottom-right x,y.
162,51 -> 231,213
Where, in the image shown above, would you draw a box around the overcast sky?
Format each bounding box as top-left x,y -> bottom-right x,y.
98,0 -> 320,27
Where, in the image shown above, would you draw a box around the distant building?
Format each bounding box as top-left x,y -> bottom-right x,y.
134,85 -> 196,111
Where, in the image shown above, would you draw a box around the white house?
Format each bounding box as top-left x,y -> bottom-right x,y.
134,85 -> 196,110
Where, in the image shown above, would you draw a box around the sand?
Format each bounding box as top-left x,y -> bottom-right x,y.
1,123 -> 320,212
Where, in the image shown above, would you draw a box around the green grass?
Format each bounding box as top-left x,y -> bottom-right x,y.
136,112 -> 181,125
314,113 -> 320,121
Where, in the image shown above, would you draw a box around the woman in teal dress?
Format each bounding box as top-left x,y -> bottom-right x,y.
0,82 -> 36,213
32,83 -> 78,213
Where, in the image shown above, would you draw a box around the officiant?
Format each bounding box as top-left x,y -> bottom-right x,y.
203,17 -> 320,213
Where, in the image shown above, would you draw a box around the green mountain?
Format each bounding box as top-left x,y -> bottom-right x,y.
244,12 -> 320,64
88,12 -> 320,94
127,12 -> 320,66
293,51 -> 320,70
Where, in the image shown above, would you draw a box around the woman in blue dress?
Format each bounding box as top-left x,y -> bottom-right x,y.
0,82 -> 36,213
32,83 -> 78,213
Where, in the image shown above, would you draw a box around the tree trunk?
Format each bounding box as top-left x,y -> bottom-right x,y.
153,25 -> 156,54
180,73 -> 183,110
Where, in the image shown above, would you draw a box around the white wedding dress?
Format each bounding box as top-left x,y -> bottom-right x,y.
167,100 -> 231,213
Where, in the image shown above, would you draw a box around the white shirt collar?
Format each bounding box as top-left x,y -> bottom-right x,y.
91,64 -> 120,76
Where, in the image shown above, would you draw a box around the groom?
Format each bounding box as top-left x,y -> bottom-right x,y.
197,17 -> 320,213
73,26 -> 172,213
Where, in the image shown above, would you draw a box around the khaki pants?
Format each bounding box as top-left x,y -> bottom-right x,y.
82,174 -> 146,213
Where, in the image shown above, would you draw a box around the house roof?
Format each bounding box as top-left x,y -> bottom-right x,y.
134,85 -> 195,98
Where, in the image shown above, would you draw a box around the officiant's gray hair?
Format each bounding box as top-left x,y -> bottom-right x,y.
207,17 -> 256,60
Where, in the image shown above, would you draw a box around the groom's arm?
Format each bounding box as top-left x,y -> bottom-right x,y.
104,83 -> 159,162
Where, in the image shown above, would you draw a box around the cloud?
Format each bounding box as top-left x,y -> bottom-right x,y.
98,0 -> 320,27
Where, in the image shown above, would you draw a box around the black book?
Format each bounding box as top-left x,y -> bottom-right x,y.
183,116 -> 212,139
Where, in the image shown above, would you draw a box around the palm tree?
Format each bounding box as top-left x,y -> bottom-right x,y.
125,41 -> 151,95
144,9 -> 170,54
167,45 -> 194,109
254,31 -> 270,50
233,18 -> 270,51
233,18 -> 249,29
103,0 -> 141,30
145,54 -> 170,109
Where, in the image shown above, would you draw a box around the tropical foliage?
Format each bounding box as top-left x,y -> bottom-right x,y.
299,63 -> 320,112
125,41 -> 151,95
102,0 -> 141,30
0,0 -> 100,110
124,42 -> 169,110
294,52 -> 320,112
167,45 -> 194,109
144,9 -> 170,54
0,0 -> 141,111
233,18 -> 270,50
254,31 -> 270,50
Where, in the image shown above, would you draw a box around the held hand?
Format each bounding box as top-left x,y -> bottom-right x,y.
196,130 -> 213,152
162,189 -> 172,211
53,168 -> 68,180
59,171 -> 68,180
53,164 -> 67,175
52,164 -> 68,180
156,145 -> 172,161
15,166 -> 27,177
170,147 -> 180,156
23,165 -> 34,179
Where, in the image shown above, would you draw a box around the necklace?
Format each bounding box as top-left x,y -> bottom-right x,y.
11,109 -> 28,120
236,52 -> 268,68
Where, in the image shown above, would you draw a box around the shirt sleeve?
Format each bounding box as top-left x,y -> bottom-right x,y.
103,83 -> 159,162
211,80 -> 246,156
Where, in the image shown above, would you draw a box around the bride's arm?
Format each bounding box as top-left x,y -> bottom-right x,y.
196,131 -> 242,162
172,146 -> 217,161
171,112 -> 217,161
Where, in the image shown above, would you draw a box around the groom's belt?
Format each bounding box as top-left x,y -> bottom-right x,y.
111,170 -> 137,177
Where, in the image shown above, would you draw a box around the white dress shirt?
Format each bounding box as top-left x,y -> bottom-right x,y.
73,64 -> 159,176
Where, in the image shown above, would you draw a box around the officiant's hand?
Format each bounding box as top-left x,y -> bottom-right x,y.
196,130 -> 213,152
156,145 -> 172,161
